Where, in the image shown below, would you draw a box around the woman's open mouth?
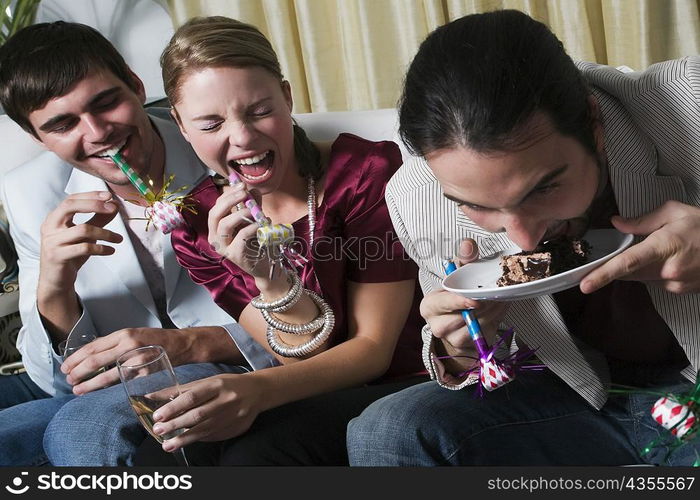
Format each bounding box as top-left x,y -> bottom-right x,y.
229,150 -> 274,184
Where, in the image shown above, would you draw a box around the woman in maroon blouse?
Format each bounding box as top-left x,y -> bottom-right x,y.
141,16 -> 426,465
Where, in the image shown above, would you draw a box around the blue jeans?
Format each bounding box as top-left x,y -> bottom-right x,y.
0,393 -> 75,466
43,362 -> 248,466
0,373 -> 50,409
0,363 -> 244,466
347,365 -> 699,466
0,373 -> 55,466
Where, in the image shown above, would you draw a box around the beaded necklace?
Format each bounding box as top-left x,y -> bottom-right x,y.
306,176 -> 316,250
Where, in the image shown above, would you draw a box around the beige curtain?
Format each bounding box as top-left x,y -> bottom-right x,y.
166,0 -> 700,113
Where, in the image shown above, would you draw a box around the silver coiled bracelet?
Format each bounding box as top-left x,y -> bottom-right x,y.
250,270 -> 303,313
264,290 -> 335,358
251,270 -> 334,357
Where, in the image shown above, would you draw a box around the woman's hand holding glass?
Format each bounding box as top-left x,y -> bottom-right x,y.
150,373 -> 266,452
117,345 -> 189,465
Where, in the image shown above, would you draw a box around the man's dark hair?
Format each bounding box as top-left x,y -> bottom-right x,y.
399,9 -> 596,157
0,21 -> 138,137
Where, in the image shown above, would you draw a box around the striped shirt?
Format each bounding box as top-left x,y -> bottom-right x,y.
386,57 -> 700,409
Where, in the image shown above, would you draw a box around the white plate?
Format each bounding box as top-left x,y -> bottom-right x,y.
442,228 -> 634,301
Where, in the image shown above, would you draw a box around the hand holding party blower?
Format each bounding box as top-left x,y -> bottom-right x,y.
442,259 -> 542,395
106,147 -> 190,233
228,171 -> 307,278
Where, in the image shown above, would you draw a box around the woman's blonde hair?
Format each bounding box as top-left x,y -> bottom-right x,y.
161,16 -> 281,106
160,15 -> 322,180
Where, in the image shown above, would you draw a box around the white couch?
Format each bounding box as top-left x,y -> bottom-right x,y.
294,108 -> 409,161
0,107 -> 406,370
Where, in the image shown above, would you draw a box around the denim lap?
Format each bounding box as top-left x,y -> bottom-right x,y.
0,373 -> 59,466
0,393 -> 75,466
44,362 -> 248,466
0,373 -> 51,409
347,369 -> 698,466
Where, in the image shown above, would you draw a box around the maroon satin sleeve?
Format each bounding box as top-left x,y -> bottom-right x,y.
170,179 -> 253,320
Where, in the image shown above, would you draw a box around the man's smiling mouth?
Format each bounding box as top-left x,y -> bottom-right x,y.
92,138 -> 128,158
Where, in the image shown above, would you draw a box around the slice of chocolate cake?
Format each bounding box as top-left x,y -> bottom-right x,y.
496,237 -> 591,287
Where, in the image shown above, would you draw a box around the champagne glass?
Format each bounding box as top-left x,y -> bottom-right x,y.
58,333 -> 106,380
117,345 -> 189,466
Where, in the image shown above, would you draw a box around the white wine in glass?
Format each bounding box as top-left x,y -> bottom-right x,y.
117,345 -> 189,466
128,395 -> 185,443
